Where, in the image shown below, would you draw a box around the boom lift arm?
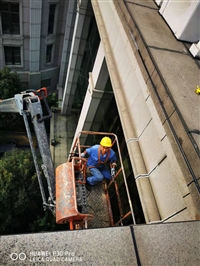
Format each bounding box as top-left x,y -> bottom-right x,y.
0,89 -> 135,229
0,88 -> 94,229
0,88 -> 56,213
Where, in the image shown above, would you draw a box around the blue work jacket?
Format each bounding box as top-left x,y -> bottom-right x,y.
86,145 -> 117,168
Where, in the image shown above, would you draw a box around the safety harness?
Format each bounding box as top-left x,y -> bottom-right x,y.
88,146 -> 110,169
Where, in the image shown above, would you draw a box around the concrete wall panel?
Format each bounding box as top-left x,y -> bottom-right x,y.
99,2 -> 119,45
139,120 -> 166,171
22,0 -> 30,8
130,91 -> 152,137
146,94 -> 166,140
114,36 -> 133,84
92,43 -> 105,86
134,221 -> 200,266
163,208 -> 193,222
150,158 -> 187,219
123,66 -> 141,106
161,135 -> 190,195
23,8 -> 30,24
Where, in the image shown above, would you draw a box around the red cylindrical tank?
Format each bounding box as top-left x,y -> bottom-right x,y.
55,162 -> 92,228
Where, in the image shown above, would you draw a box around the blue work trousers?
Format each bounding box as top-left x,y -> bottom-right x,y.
87,165 -> 111,185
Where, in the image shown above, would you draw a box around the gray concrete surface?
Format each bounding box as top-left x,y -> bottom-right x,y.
135,221 -> 200,266
126,0 -> 200,150
1,221 -> 199,265
118,0 -> 200,217
50,112 -> 78,168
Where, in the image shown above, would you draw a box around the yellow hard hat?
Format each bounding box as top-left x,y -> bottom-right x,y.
100,136 -> 112,147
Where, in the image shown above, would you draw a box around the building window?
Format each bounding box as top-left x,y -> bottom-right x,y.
48,4 -> 56,35
1,2 -> 20,34
4,46 -> 21,65
46,44 -> 53,63
41,78 -> 51,88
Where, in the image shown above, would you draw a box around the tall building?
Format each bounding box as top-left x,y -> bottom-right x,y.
61,0 -> 200,224
0,0 -> 199,224
0,0 -> 77,92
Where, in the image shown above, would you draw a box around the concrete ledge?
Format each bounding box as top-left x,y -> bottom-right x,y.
1,221 -> 199,265
135,221 -> 200,266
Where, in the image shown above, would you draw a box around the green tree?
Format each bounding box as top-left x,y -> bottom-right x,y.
0,68 -> 24,130
0,67 -> 23,99
0,149 -> 55,234
0,148 -> 68,234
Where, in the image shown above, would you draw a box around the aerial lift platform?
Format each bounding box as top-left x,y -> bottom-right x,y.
0,88 -> 135,230
56,130 -> 135,230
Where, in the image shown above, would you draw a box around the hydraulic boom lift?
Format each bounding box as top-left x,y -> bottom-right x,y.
0,88 -> 55,213
0,88 -> 94,229
0,88 -> 135,230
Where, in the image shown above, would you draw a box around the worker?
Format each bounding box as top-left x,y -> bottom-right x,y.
81,136 -> 117,188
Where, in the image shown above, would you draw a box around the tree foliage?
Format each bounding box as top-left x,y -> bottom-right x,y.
0,67 -> 23,99
0,68 -> 25,131
0,148 -> 65,234
0,149 -> 41,234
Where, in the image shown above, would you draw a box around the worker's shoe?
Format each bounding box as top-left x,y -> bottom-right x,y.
85,179 -> 91,191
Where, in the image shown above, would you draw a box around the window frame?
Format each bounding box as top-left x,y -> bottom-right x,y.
45,43 -> 54,65
4,45 -> 23,67
47,3 -> 57,36
0,1 -> 21,35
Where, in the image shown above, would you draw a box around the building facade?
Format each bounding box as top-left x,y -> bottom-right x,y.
61,0 -> 200,224
0,0 -> 77,92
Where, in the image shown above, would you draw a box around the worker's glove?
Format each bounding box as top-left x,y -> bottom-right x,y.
111,167 -> 116,178
80,152 -> 85,158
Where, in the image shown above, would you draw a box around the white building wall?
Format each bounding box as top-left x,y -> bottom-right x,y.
72,42 -> 105,140
29,0 -> 42,72
155,0 -> 200,58
91,0 -> 196,222
158,0 -> 200,42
